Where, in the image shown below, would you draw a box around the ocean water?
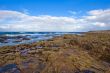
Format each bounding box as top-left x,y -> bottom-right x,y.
0,32 -> 82,47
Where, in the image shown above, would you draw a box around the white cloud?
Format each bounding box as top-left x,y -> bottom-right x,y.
0,9 -> 110,32
93,22 -> 106,27
85,9 -> 110,27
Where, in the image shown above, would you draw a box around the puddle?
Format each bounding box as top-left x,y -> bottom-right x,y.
0,64 -> 20,73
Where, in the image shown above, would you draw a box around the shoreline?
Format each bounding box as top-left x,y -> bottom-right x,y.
0,32 -> 83,47
0,31 -> 110,73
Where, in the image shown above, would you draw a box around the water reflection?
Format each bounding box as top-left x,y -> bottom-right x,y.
0,64 -> 20,73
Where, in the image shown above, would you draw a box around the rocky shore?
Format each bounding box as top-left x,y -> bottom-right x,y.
0,35 -> 30,43
0,31 -> 110,73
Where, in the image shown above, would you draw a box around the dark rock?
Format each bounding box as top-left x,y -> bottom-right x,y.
75,70 -> 95,73
0,38 -> 8,43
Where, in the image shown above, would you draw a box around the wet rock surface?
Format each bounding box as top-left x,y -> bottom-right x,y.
0,35 -> 31,44
75,70 -> 95,73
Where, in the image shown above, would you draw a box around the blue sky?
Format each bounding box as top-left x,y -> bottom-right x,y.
0,0 -> 110,16
0,0 -> 110,32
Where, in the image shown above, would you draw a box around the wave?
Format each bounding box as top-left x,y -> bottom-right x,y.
0,32 -> 83,47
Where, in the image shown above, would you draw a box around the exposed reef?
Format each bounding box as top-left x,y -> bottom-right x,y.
0,35 -> 30,44
0,31 -> 110,73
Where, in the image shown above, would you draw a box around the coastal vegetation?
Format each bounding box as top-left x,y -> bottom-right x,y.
0,31 -> 110,73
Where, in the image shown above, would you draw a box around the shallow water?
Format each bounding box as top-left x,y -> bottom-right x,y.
0,32 -> 83,47
0,64 -> 20,73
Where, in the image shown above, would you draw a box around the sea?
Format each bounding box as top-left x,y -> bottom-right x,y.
0,32 -> 82,47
